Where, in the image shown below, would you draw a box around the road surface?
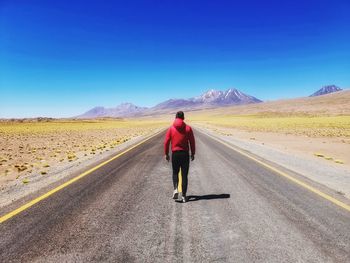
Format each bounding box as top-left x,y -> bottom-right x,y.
1,129 -> 350,262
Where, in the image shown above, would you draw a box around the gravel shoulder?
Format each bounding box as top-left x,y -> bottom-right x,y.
194,125 -> 350,199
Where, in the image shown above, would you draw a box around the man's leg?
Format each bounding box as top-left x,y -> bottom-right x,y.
171,152 -> 180,190
180,153 -> 190,196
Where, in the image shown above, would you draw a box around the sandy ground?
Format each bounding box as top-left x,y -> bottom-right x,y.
198,123 -> 350,169
195,123 -> 350,199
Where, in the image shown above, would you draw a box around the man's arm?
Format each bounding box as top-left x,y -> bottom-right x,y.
164,128 -> 171,161
188,127 -> 196,161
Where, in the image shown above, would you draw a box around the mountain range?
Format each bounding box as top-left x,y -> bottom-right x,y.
152,88 -> 262,111
77,85 -> 344,118
77,88 -> 261,118
77,103 -> 147,119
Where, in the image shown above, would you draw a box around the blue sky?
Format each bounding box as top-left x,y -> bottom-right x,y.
1,0 -> 349,118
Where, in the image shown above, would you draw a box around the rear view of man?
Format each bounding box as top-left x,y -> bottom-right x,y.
164,111 -> 195,203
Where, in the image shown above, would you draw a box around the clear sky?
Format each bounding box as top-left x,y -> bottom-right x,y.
1,0 -> 349,118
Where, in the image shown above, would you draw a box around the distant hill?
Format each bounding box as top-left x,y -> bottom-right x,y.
192,89 -> 350,116
310,85 -> 342,97
77,88 -> 262,118
76,103 -> 148,119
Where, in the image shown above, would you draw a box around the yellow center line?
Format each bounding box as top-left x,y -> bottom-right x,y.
178,168 -> 182,193
0,129 -> 165,224
204,131 -> 350,213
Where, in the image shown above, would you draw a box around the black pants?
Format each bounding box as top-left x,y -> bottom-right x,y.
172,151 -> 190,195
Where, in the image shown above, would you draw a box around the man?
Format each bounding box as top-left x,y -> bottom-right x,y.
164,111 -> 195,203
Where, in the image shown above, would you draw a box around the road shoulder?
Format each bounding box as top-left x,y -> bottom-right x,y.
194,125 -> 350,200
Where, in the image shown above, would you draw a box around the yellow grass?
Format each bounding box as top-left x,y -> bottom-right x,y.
0,119 -> 167,181
191,114 -> 350,138
0,119 -> 165,134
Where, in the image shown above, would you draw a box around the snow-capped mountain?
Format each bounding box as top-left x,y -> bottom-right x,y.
310,85 -> 342,97
193,88 -> 262,105
151,99 -> 199,110
194,89 -> 224,103
77,103 -> 148,118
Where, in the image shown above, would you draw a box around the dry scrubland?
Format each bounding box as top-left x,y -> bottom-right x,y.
0,119 -> 166,186
192,115 -> 350,165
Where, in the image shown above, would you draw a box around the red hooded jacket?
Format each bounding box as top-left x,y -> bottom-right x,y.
164,118 -> 195,155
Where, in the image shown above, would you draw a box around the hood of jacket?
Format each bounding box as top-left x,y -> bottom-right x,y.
173,118 -> 186,131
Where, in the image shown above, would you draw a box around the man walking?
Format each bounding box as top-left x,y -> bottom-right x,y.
164,111 -> 195,203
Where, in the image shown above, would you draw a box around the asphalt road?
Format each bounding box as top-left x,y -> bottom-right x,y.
1,129 -> 350,262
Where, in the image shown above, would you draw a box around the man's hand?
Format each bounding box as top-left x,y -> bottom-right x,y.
191,154 -> 195,161
165,154 -> 170,162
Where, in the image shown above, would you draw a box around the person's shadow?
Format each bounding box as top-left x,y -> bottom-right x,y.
187,194 -> 230,202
